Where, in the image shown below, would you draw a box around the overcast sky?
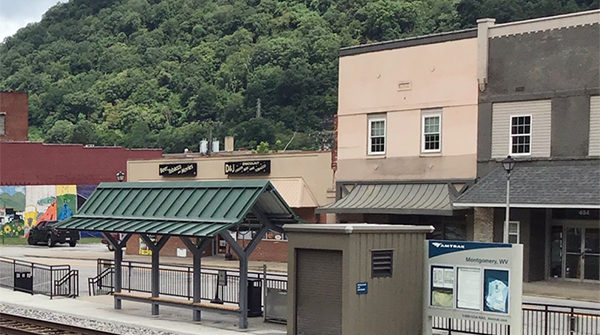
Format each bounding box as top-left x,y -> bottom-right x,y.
0,0 -> 68,42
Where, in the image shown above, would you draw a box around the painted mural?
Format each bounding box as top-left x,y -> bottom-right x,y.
0,186 -> 25,237
0,185 -> 78,237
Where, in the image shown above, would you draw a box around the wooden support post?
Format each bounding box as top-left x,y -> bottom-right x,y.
180,236 -> 212,321
103,232 -> 131,310
140,234 -> 170,315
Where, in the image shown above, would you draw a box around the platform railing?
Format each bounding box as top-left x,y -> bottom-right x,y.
91,258 -> 287,306
0,257 -> 78,298
432,303 -> 600,335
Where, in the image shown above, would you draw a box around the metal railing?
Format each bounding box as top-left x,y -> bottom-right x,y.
91,258 -> 287,306
433,303 -> 600,334
522,303 -> 600,335
0,257 -> 79,298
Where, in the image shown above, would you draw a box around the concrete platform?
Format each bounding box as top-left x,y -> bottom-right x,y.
0,288 -> 286,335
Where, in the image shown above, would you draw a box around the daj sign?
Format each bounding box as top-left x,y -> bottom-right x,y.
423,240 -> 523,335
224,160 -> 270,175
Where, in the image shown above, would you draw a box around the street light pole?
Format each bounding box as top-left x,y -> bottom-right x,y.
502,156 -> 516,244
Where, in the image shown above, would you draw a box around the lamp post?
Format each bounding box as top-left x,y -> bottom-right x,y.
116,171 -> 125,182
502,155 -> 516,243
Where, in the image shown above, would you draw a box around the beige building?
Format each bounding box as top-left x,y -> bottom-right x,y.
319,30 -> 479,240
126,149 -> 335,261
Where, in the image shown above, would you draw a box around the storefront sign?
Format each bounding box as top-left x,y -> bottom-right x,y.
159,163 -> 197,177
224,160 -> 270,175
423,240 -> 523,335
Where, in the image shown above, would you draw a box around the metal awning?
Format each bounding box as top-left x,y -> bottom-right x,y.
269,178 -> 319,208
56,180 -> 298,237
454,163 -> 600,208
316,183 -> 455,216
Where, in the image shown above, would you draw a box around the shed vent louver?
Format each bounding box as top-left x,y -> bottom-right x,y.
371,250 -> 393,278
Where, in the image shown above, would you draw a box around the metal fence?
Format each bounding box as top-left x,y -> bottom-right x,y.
433,303 -> 600,335
91,258 -> 287,305
0,257 -> 79,298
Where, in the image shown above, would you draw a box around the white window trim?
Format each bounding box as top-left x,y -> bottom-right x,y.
421,111 -> 442,153
368,116 -> 386,155
509,114 -> 532,156
508,220 -> 520,244
0,113 -> 5,136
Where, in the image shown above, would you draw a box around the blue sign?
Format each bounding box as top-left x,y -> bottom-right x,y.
356,282 -> 368,295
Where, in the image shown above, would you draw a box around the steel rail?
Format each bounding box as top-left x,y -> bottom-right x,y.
0,312 -> 116,335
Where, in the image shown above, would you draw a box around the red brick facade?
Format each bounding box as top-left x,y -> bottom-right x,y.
0,142 -> 162,185
0,92 -> 28,142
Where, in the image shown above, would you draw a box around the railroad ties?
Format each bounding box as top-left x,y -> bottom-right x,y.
0,312 -> 115,335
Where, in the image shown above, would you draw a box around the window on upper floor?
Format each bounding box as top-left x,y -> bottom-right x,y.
368,115 -> 386,155
491,100 -> 551,159
0,113 -> 5,136
510,115 -> 531,155
422,110 -> 442,153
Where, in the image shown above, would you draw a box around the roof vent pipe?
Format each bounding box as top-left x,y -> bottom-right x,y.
212,139 -> 220,153
200,139 -> 208,154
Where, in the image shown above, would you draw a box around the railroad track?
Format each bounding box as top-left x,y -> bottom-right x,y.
0,312 -> 116,335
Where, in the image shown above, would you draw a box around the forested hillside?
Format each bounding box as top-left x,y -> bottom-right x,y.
0,0 -> 596,152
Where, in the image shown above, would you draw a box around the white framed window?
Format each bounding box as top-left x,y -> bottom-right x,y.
368,116 -> 386,155
508,221 -> 520,244
510,115 -> 531,155
422,111 -> 442,153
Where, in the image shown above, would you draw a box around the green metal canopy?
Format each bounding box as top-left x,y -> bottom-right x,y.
56,180 -> 298,237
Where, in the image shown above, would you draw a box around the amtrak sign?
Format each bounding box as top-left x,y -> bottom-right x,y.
423,240 -> 523,335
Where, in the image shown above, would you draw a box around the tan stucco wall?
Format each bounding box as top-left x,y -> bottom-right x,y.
337,38 -> 478,181
126,151 -> 335,207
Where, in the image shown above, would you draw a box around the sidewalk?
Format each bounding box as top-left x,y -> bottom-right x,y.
0,288 -> 286,335
14,243 -> 288,273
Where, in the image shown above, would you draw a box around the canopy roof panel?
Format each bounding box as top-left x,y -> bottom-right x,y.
56,180 -> 298,237
316,183 -> 455,216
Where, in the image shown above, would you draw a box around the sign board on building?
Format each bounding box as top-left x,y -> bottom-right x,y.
224,160 -> 270,175
423,240 -> 523,335
356,282 -> 368,295
159,163 -> 197,177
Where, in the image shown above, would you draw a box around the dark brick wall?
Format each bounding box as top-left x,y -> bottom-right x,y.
0,92 -> 28,141
0,142 -> 162,185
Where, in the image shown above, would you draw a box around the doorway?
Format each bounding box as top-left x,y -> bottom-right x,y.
557,223 -> 600,281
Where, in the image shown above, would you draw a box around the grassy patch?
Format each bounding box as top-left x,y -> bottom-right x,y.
0,236 -> 27,245
79,237 -> 102,244
0,236 -> 102,245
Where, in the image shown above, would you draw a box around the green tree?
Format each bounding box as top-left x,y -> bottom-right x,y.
45,120 -> 75,143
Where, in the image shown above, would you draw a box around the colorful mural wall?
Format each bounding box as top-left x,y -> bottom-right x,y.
0,185 -> 95,237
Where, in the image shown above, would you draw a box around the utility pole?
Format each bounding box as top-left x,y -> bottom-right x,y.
256,98 -> 261,118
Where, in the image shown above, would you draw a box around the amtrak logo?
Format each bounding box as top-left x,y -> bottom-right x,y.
432,242 -> 465,249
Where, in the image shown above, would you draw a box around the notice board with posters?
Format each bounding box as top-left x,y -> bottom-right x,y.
423,240 -> 523,335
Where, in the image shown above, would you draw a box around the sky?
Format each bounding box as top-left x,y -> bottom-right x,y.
0,0 -> 68,42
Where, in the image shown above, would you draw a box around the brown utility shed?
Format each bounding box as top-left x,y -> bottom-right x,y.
284,223 -> 433,335
57,180 -> 298,329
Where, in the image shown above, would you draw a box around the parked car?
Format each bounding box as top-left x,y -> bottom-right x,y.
26,220 -> 80,247
101,233 -> 121,251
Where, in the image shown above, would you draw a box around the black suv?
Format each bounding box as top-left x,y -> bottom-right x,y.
27,220 -> 80,247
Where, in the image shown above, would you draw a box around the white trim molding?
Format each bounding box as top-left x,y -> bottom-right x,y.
454,203 -> 600,209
